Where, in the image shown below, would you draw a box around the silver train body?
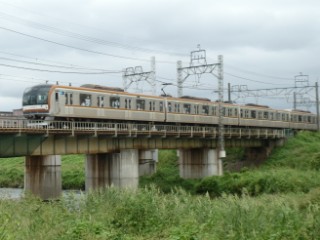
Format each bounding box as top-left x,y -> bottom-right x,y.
22,84 -> 317,130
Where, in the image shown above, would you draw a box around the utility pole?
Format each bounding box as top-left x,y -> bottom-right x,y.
294,73 -> 309,110
316,82 -> 319,131
123,56 -> 156,95
228,83 -> 231,102
217,55 -> 225,165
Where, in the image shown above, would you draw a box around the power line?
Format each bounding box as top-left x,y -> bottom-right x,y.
0,26 -> 155,63
0,50 -> 113,70
225,72 -> 290,85
0,56 -> 120,72
0,63 -> 121,74
226,64 -> 295,81
0,11 -> 189,58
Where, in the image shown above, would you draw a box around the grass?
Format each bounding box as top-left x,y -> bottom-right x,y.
0,187 -> 320,239
1,131 -> 320,238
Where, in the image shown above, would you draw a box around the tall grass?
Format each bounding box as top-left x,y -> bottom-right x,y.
1,187 -> 320,239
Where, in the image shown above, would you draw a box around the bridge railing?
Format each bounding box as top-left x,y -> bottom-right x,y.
0,118 -> 287,139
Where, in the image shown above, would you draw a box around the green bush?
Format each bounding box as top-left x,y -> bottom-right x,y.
195,168 -> 320,197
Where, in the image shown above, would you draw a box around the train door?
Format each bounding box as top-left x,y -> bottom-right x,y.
53,89 -> 64,114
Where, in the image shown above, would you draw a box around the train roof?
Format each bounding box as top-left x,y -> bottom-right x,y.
180,95 -> 211,102
289,109 -> 312,113
245,103 -> 269,108
81,84 -> 124,92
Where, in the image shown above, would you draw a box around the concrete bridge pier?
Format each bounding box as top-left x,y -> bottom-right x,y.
85,153 -> 112,191
24,155 -> 62,200
139,149 -> 158,176
178,148 -> 223,179
85,149 -> 139,191
244,139 -> 286,165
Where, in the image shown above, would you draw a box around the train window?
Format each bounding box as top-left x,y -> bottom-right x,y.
234,108 -> 238,117
298,115 -> 302,122
194,105 -> 200,114
80,94 -> 91,106
222,107 -> 226,116
65,93 -> 68,105
240,109 -> 243,118
65,93 -> 73,105
245,110 -> 249,118
175,103 -> 180,113
153,101 -> 155,111
110,96 -> 120,108
264,111 -> 269,119
282,114 -> 286,121
168,102 -> 172,112
251,110 -> 256,119
55,92 -> 59,102
97,96 -> 104,107
202,105 -> 209,115
184,104 -> 191,114
149,101 -> 156,111
257,111 -> 262,119
70,94 -> 73,105
160,101 -> 164,112
228,108 -> 232,117
124,98 -> 132,109
136,99 -> 145,110
212,106 -> 217,116
269,112 -> 273,120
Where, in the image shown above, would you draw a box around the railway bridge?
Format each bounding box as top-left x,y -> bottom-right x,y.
0,117 -> 289,199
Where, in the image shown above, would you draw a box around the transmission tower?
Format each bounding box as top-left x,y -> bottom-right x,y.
122,56 -> 156,95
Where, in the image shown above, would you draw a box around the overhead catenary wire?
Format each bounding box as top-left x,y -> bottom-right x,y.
0,50 -> 113,70
225,72 -> 290,85
0,63 -> 122,74
0,56 -> 121,72
226,64 -> 296,81
0,26 -> 159,63
0,11 -> 189,58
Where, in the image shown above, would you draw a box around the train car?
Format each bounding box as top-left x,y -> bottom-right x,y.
22,83 -> 318,130
22,84 -> 166,123
289,109 -> 317,130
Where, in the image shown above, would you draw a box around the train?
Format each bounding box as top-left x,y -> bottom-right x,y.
22,83 -> 318,130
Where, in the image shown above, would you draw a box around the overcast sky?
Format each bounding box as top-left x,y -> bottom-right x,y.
0,0 -> 319,112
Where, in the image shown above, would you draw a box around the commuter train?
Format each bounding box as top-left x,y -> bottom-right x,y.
22,83 -> 317,130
